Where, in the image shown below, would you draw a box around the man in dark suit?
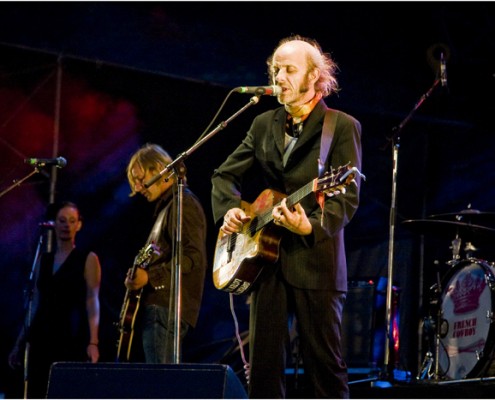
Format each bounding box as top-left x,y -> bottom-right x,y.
211,35 -> 363,398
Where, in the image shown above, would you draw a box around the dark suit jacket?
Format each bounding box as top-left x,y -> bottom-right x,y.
211,99 -> 362,292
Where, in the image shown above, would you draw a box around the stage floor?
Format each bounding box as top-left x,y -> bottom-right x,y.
287,374 -> 495,398
349,379 -> 495,399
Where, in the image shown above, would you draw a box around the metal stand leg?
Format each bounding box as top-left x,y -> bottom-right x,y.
417,267 -> 444,382
418,351 -> 434,380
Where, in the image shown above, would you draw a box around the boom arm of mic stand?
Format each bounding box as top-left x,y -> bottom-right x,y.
382,77 -> 441,381
144,95 -> 260,189
395,79 -> 441,138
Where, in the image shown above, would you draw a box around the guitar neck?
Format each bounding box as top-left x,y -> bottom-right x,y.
243,165 -> 360,236
128,265 -> 138,280
286,179 -> 317,208
251,179 -> 316,231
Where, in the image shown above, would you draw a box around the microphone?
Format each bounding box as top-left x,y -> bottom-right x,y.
440,52 -> 448,88
234,85 -> 281,96
39,221 -> 55,228
25,156 -> 67,168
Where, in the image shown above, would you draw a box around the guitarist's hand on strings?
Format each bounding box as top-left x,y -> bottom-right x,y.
273,198 -> 312,236
222,207 -> 251,234
125,267 -> 149,291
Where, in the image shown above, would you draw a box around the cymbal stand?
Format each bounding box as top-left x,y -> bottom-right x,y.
433,259 -> 444,381
418,350 -> 434,380
448,236 -> 462,265
417,259 -> 444,381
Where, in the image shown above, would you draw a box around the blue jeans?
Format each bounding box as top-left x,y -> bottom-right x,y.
142,304 -> 189,363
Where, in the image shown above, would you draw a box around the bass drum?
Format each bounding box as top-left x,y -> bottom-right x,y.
438,259 -> 495,380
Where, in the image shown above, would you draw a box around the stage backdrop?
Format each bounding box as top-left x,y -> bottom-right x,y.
1,3 -> 495,397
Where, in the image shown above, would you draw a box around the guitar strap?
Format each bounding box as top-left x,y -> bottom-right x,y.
147,206 -> 168,245
318,108 -> 338,177
317,109 -> 338,218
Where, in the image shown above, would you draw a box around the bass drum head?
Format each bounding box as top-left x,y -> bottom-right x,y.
438,259 -> 495,380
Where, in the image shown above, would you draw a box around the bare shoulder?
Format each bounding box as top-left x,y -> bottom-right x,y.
85,251 -> 102,271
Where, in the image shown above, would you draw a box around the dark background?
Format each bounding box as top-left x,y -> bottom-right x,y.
1,2 -> 495,396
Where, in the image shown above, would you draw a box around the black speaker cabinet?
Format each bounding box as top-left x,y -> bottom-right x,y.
47,362 -> 247,399
342,280 -> 376,369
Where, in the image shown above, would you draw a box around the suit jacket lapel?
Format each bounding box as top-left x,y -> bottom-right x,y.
272,108 -> 286,157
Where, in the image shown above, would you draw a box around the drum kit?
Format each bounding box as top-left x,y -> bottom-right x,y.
403,208 -> 495,383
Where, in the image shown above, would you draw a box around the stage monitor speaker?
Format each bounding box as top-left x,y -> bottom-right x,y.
342,280 -> 376,369
47,362 -> 248,399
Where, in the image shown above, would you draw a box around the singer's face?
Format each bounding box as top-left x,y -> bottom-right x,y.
271,40 -> 317,107
131,163 -> 173,202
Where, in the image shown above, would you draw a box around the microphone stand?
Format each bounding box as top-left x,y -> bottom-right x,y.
382,77 -> 441,381
144,95 -> 260,363
21,226 -> 49,399
0,166 -> 52,399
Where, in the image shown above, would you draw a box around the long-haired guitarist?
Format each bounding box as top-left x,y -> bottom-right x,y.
211,35 -> 363,399
124,143 -> 207,363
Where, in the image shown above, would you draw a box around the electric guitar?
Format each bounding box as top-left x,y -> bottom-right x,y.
212,164 -> 363,295
116,243 -> 161,362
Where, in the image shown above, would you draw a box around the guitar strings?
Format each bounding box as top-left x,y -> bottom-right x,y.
242,167 -> 348,236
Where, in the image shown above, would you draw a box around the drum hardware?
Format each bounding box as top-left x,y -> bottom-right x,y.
449,240 -> 478,265
433,278 -> 446,381
418,350 -> 434,380
417,264 -> 446,381
402,219 -> 495,241
485,268 -> 495,291
436,375 -> 495,385
428,208 -> 495,228
448,237 -> 462,265
464,242 -> 478,258
453,237 -> 462,257
403,218 -> 495,274
404,211 -> 495,383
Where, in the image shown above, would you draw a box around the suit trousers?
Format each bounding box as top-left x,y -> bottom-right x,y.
248,266 -> 349,398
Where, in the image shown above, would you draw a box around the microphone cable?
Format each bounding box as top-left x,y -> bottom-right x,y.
229,292 -> 250,384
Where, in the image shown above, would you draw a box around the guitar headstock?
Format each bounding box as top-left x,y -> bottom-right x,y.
317,164 -> 365,197
134,243 -> 162,267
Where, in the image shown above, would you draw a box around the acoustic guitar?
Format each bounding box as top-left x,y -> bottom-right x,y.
116,243 -> 161,362
212,164 -> 363,295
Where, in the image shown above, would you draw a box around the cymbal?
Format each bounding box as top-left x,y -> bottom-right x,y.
428,209 -> 495,226
402,219 -> 495,239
